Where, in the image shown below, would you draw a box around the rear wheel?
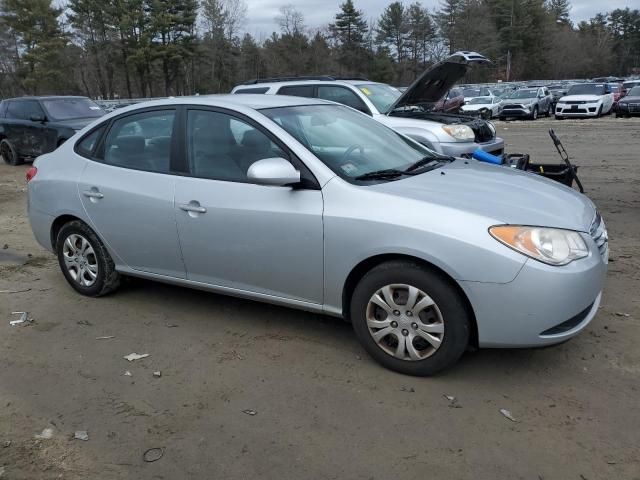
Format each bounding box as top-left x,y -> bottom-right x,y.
56,220 -> 120,297
0,139 -> 22,166
350,261 -> 470,376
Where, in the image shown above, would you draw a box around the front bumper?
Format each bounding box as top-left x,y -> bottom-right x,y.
440,137 -> 504,158
461,241 -> 607,348
500,107 -> 533,118
555,104 -> 600,117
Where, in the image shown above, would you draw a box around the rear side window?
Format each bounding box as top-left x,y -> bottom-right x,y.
234,87 -> 269,94
76,126 -> 106,157
0,102 -> 7,118
317,86 -> 370,114
6,100 -> 44,120
277,85 -> 314,97
103,110 -> 175,173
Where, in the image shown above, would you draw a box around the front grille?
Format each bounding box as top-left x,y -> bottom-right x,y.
589,212 -> 608,262
629,103 -> 640,112
502,103 -> 524,109
565,100 -> 587,105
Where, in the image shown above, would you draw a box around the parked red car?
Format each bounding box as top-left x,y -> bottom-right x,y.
433,87 -> 464,113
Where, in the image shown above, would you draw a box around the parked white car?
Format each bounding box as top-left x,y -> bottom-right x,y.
555,83 -> 614,119
460,96 -> 501,118
232,52 -> 504,158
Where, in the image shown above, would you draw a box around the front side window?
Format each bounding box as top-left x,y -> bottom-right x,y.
277,85 -> 314,98
103,110 -> 175,173
262,104 -> 438,181
41,98 -> 104,121
317,86 -> 370,114
7,101 -> 44,120
357,83 -> 401,114
187,109 -> 287,182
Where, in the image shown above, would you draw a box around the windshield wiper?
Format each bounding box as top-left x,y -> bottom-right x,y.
354,169 -> 406,181
404,155 -> 453,173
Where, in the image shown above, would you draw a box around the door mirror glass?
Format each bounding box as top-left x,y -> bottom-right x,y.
247,157 -> 300,186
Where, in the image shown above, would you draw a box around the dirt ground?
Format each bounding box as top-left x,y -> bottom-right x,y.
1,116 -> 639,480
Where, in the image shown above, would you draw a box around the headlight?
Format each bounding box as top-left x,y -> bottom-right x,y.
489,225 -> 589,266
442,125 -> 475,141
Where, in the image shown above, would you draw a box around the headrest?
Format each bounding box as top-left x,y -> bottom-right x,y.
115,135 -> 145,155
241,130 -> 270,151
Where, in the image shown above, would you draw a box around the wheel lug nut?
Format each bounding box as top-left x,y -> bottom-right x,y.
411,322 -> 418,329
406,311 -> 413,317
393,310 -> 400,316
402,329 -> 409,336
391,321 -> 398,328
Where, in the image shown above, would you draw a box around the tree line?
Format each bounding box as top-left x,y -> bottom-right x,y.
0,0 -> 638,99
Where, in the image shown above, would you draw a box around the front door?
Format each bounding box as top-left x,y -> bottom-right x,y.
77,108 -> 186,279
174,108 -> 324,304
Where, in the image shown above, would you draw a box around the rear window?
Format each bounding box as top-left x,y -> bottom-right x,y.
234,87 -> 269,94
277,85 -> 314,97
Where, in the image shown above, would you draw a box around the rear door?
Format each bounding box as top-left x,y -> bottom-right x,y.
18,100 -> 48,157
173,107 -> 324,304
77,108 -> 186,279
4,101 -> 28,155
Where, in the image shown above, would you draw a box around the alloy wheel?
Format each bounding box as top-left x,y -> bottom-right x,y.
366,284 -> 445,361
62,233 -> 99,287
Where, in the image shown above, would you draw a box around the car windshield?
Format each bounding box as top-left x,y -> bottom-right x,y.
261,104 -> 439,181
41,98 -> 104,121
628,86 -> 640,96
509,89 -> 538,99
567,84 -> 605,96
356,84 -> 401,114
467,97 -> 491,105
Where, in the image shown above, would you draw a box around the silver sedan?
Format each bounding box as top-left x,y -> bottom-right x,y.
27,95 -> 607,375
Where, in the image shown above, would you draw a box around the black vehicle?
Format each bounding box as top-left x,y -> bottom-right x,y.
0,96 -> 105,166
616,86 -> 640,117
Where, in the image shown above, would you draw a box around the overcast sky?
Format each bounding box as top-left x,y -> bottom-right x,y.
245,0 -> 634,39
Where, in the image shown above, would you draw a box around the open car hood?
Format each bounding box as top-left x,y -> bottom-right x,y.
387,51 -> 490,113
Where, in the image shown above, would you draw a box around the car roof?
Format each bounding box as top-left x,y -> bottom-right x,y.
234,79 -> 385,90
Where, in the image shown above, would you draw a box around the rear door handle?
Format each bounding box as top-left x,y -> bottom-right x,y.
82,189 -> 104,199
179,202 -> 207,214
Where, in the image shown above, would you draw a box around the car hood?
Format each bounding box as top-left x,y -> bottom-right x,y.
53,117 -> 101,130
620,95 -> 640,103
559,95 -> 603,102
461,103 -> 491,110
502,97 -> 536,104
370,159 -> 595,232
388,51 -> 490,112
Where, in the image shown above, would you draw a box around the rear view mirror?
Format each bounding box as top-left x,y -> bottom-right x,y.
247,157 -> 300,187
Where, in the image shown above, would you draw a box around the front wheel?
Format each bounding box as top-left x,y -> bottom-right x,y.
596,105 -> 603,118
0,139 -> 22,166
350,261 -> 470,376
56,220 -> 121,297
530,106 -> 538,120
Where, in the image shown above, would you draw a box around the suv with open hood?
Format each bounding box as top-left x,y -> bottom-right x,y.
231,51 -> 504,158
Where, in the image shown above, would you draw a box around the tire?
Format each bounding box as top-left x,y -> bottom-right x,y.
0,139 -> 23,166
530,106 -> 538,120
555,115 -> 564,120
596,105 -> 603,118
56,220 -> 120,297
350,261 -> 470,376
498,116 -> 506,121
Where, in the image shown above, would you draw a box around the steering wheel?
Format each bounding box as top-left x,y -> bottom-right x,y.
341,144 -> 365,162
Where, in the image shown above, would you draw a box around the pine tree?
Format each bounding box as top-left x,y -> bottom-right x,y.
329,0 -> 369,73
376,2 -> 409,63
546,0 -> 571,26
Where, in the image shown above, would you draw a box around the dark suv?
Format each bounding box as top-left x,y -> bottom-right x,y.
0,96 -> 104,165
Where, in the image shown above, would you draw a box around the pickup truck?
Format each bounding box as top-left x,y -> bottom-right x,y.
0,96 -> 104,165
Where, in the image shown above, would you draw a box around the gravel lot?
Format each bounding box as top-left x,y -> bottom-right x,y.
1,116 -> 639,479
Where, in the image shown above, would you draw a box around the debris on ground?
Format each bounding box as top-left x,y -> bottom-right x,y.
95,336 -> 115,340
444,395 -> 462,408
165,323 -> 179,328
9,311 -> 31,326
242,409 -> 257,416
123,353 -> 150,362
2,440 -> 10,448
77,319 -> 92,326
2,244 -> 7,249
615,312 -> 630,317
0,288 -> 31,294
400,386 -> 415,393
123,371 -> 132,377
34,427 -> 54,439
153,371 -> 162,378
0,466 -> 5,477
500,408 -> 517,422
74,431 -> 89,441
143,447 -> 165,462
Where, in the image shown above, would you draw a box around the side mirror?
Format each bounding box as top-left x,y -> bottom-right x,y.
247,157 -> 300,187
30,114 -> 46,122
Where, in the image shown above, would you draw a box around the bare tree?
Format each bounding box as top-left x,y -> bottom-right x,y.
276,4 -> 305,36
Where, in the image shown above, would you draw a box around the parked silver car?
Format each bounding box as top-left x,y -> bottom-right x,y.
27,95 -> 608,375
499,87 -> 553,120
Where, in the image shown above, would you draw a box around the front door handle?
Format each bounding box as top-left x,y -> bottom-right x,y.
179,202 -> 207,214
